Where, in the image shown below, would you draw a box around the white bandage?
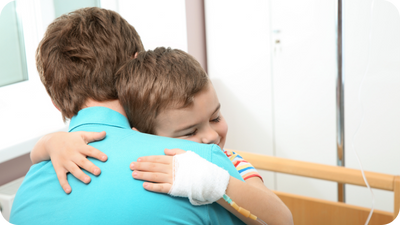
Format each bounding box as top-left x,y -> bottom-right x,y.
168,151 -> 230,205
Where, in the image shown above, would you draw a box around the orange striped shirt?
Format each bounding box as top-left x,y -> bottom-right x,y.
223,149 -> 263,181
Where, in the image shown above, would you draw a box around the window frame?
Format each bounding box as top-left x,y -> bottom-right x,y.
0,0 -> 69,163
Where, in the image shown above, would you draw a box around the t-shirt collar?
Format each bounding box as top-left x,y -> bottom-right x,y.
69,106 -> 131,132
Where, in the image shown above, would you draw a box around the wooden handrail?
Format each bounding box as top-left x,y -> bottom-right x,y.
230,150 -> 395,191
394,176 -> 400,217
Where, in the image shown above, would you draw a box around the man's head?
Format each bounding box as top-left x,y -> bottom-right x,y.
36,7 -> 144,120
116,47 -> 228,149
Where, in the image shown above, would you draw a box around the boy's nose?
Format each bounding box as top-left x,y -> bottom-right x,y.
201,127 -> 220,145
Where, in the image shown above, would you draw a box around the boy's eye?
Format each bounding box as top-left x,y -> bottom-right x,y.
184,129 -> 198,137
211,116 -> 221,123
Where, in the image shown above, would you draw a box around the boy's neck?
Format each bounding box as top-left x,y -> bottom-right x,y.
83,98 -> 127,118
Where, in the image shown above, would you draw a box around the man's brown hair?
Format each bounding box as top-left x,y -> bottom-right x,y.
36,7 -> 144,120
115,47 -> 209,134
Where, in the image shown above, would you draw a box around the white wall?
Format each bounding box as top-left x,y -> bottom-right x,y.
205,0 -> 276,189
270,0 -> 338,202
344,0 -> 400,212
117,0 -> 188,52
205,0 -> 400,212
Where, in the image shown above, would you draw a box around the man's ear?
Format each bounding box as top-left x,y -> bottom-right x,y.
130,52 -> 138,59
51,100 -> 61,112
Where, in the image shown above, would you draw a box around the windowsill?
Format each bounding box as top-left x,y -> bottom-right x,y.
0,125 -> 69,164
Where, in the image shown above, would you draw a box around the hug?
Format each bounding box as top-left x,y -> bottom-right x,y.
9,7 -> 292,225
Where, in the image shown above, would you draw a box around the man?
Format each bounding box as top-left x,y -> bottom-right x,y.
10,7 -> 244,224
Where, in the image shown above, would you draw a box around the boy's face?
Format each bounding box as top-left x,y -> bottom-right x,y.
154,83 -> 228,149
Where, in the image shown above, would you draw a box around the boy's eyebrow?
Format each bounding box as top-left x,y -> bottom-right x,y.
175,104 -> 221,133
213,104 -> 221,115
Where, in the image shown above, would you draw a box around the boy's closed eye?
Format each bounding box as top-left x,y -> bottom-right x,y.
211,115 -> 221,123
181,115 -> 220,137
184,129 -> 198,137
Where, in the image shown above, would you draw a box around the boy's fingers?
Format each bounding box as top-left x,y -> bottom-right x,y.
143,182 -> 171,194
132,171 -> 172,184
136,155 -> 171,164
80,131 -> 106,143
82,145 -> 108,162
130,162 -> 170,173
55,168 -> 71,194
66,162 -> 91,184
72,155 -> 101,176
73,155 -> 101,176
64,184 -> 71,194
164,148 -> 186,156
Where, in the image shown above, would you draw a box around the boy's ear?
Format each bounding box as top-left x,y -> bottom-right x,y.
131,127 -> 139,132
51,100 -> 61,112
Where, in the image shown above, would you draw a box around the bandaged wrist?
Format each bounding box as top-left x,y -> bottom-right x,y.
168,151 -> 230,205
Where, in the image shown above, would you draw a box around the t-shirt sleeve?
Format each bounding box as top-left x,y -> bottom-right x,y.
223,149 -> 263,181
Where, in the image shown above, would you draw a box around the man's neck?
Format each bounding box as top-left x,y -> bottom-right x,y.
83,99 -> 127,118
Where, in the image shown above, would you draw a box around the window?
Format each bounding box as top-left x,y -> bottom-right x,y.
53,0 -> 100,18
0,1 -> 28,87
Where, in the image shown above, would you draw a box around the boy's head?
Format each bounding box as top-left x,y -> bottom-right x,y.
116,47 -> 228,149
36,7 -> 144,120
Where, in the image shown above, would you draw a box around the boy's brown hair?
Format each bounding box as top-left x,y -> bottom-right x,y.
116,47 -> 209,134
36,7 -> 144,120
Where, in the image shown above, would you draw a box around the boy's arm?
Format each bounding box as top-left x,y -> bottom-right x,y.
131,149 -> 293,225
217,177 -> 293,225
223,149 -> 263,182
222,150 -> 291,224
30,134 -> 53,164
31,131 -> 108,193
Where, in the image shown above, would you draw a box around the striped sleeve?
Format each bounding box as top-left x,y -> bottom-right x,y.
223,149 -> 263,181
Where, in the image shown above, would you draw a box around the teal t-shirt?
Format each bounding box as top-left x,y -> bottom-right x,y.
10,107 -> 245,225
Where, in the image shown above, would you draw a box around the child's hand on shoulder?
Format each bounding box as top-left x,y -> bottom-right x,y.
32,131 -> 108,194
131,149 -> 230,206
130,148 -> 185,193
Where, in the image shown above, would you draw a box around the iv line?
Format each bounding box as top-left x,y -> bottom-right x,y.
350,0 -> 376,224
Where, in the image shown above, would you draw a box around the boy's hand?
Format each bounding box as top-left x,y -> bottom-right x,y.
130,148 -> 186,193
45,131 -> 108,194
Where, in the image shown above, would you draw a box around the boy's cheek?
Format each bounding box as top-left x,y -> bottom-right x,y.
186,136 -> 201,144
220,118 -> 228,138
218,120 -> 228,149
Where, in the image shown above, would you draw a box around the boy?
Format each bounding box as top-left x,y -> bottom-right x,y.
31,47 -> 293,224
